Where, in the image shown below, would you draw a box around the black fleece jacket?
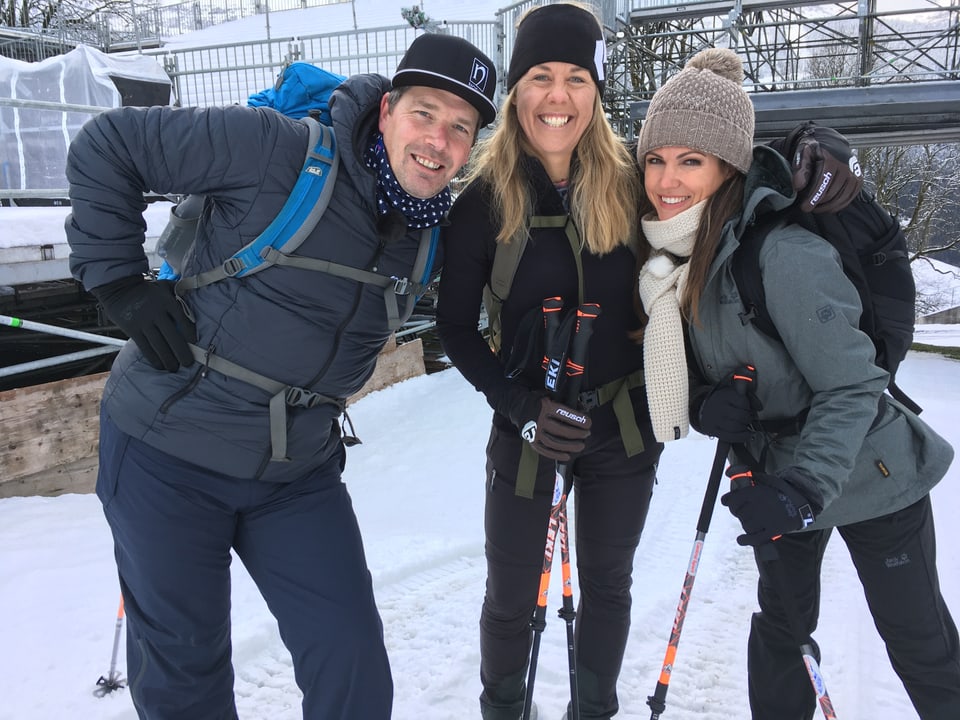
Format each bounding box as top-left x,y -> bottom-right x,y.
436,155 -> 654,440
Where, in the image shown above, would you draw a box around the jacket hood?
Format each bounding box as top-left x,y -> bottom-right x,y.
734,144 -> 797,237
328,73 -> 391,198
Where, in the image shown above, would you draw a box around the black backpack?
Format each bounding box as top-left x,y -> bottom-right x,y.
732,189 -> 920,413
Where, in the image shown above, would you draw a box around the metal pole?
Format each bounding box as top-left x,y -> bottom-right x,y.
0,347 -> 119,379
130,0 -> 143,53
0,314 -> 127,347
265,0 -> 273,64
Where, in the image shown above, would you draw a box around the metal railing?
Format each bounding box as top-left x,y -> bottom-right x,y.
151,20 -> 501,108
0,0 -> 354,57
0,313 -> 125,380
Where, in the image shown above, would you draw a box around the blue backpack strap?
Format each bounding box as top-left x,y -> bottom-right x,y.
177,116 -> 337,292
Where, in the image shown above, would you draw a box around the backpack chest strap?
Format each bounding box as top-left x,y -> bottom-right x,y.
180,226 -> 438,332
578,367 -> 648,457
189,343 -> 346,463
259,248 -> 426,329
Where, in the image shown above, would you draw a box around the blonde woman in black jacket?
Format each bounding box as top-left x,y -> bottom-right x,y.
437,5 -> 660,719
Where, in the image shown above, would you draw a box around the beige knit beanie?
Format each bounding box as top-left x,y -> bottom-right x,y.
637,48 -> 755,173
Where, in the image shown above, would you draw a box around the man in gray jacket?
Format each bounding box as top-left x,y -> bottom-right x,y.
65,34 -> 496,720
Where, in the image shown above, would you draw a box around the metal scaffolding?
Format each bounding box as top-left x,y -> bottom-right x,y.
604,0 -> 960,142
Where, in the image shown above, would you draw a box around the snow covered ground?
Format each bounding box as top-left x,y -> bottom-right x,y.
1,343 -> 958,720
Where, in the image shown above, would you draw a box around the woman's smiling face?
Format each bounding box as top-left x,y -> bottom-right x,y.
513,61 -> 596,175
642,146 -> 731,221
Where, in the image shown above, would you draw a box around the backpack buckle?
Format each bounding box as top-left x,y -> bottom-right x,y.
391,276 -> 410,295
222,257 -> 247,277
871,251 -> 887,266
579,389 -> 600,410
284,386 -> 340,410
738,306 -> 758,327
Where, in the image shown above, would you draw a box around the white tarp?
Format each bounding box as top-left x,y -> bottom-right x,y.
0,45 -> 171,194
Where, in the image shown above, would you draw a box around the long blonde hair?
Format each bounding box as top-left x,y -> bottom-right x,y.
465,86 -> 640,255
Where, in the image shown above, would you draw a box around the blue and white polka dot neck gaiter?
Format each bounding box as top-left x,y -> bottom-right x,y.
365,133 -> 451,230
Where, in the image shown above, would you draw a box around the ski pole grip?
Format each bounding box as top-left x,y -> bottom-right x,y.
728,466 -> 754,491
728,363 -> 757,485
731,364 -> 756,396
541,296 -> 564,371
566,304 -> 600,372
563,303 -> 600,405
542,297 -> 567,395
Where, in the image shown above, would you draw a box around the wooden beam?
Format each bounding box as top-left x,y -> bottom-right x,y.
0,372 -> 105,491
0,337 -> 425,499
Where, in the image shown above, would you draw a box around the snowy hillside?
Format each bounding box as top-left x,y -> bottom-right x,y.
914,255 -> 960,316
159,0 -> 514,51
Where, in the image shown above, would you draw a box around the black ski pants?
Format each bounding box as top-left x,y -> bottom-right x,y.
96,413 -> 392,720
747,494 -> 960,720
479,415 -> 661,720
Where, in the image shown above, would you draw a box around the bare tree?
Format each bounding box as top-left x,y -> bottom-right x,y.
858,145 -> 960,259
806,43 -> 960,268
1,0 -> 132,30
806,36 -> 858,88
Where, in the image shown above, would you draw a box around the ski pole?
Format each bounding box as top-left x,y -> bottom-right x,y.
523,297 -> 566,720
524,300 -> 600,720
0,313 -> 127,347
727,467 -> 839,720
94,594 -> 126,697
647,365 -> 756,720
555,303 -> 599,720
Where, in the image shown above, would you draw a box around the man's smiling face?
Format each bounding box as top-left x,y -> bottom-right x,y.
378,86 -> 478,199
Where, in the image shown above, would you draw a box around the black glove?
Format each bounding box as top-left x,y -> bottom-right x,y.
779,121 -> 864,214
693,378 -> 759,443
720,466 -> 821,546
92,275 -> 196,372
508,392 -> 592,461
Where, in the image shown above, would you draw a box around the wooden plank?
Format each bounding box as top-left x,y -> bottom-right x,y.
0,337 -> 425,498
0,456 -> 98,498
349,337 -> 425,404
0,372 -> 106,485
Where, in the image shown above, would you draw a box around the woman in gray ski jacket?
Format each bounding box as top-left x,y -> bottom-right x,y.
634,47 -> 959,720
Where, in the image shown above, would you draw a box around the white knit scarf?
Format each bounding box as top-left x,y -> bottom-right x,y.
638,201 -> 705,443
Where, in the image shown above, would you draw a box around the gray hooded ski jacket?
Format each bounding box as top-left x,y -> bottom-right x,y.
687,145 -> 953,529
66,74 -> 434,482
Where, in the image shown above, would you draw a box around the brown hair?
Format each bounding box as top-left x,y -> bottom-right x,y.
633,163 -> 745,334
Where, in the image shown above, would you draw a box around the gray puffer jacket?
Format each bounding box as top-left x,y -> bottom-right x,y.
688,145 -> 953,529
66,74 -> 434,482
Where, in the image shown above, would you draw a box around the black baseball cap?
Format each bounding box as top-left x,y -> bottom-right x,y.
392,33 -> 498,127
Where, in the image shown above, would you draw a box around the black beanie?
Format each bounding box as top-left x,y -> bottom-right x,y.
507,4 -> 606,94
